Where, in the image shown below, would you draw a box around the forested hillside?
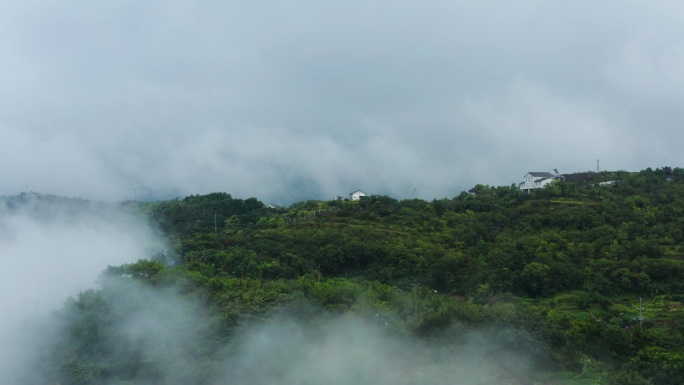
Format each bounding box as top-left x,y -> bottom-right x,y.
33,167 -> 684,384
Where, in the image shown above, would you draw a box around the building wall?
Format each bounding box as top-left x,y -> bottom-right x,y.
350,191 -> 366,200
520,174 -> 554,193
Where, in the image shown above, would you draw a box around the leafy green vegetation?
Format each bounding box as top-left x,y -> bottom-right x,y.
37,167 -> 684,384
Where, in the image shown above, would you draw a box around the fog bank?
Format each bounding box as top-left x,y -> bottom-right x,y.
0,194 -> 165,383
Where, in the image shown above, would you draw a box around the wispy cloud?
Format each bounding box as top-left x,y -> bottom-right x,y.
0,197 -> 164,382
1,1 -> 683,202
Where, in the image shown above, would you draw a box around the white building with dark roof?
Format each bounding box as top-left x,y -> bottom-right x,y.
349,190 -> 367,201
519,172 -> 555,193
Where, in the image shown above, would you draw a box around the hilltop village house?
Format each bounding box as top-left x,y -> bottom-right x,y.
519,171 -> 602,193
519,172 -> 555,193
349,190 -> 367,201
559,172 -> 596,183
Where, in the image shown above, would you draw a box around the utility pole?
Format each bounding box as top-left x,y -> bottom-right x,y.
413,283 -> 419,319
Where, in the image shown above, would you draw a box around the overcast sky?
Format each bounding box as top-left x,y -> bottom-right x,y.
1,1 -> 682,203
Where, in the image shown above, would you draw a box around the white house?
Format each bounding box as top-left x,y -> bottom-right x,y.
349,190 -> 367,201
519,172 -> 555,193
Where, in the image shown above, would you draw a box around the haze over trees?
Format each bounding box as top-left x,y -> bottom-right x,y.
5,167 -> 684,384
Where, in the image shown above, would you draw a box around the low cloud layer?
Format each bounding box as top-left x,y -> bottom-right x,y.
0,197 -> 546,384
215,314 -> 538,385
1,1 -> 683,203
18,276 -> 543,384
0,196 -> 165,383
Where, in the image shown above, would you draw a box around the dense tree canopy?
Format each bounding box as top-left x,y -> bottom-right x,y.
28,168 -> 684,384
